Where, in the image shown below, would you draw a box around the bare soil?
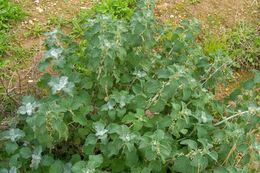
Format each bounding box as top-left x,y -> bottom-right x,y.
13,0 -> 92,49
156,0 -> 259,29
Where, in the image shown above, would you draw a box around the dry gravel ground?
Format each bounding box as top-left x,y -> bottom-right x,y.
156,0 -> 259,29
13,0 -> 92,48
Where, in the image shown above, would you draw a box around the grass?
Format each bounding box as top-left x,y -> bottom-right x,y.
24,22 -> 49,38
0,0 -> 37,119
202,21 -> 259,69
70,0 -> 136,37
0,0 -> 26,60
0,0 -> 26,32
226,22 -> 259,69
47,15 -> 69,28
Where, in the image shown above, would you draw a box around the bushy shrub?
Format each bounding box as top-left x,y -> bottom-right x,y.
0,1 -> 259,172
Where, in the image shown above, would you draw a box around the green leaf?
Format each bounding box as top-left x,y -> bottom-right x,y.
156,69 -> 171,79
107,139 -> 123,157
213,167 -> 228,173
145,80 -> 161,94
48,76 -> 74,95
5,142 -> 18,154
9,167 -> 17,173
9,154 -> 20,168
30,145 -> 42,169
94,122 -> 108,140
173,156 -> 195,173
111,159 -> 125,172
64,163 -> 72,173
190,154 -> 208,170
17,96 -> 38,116
72,108 -> 91,126
49,160 -> 64,173
41,155 -> 54,166
84,134 -> 97,155
72,161 -> 86,173
182,87 -> 192,101
19,147 -> 32,159
88,154 -> 103,168
52,120 -> 69,140
180,139 -> 198,150
0,128 -> 25,142
0,169 -> 8,173
208,151 -> 218,162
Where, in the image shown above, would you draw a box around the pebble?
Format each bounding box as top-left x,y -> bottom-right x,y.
28,20 -> 34,25
36,7 -> 44,13
80,7 -> 88,10
34,0 -> 39,5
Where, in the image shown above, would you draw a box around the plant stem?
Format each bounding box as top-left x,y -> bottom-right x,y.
214,108 -> 260,126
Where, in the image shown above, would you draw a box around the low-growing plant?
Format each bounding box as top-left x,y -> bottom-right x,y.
0,0 -> 25,32
0,1 -> 259,172
0,0 -> 25,58
227,22 -> 259,69
24,23 -> 49,38
71,0 -> 136,37
47,15 -> 69,28
94,0 -> 136,19
203,33 -> 228,56
0,31 -> 9,56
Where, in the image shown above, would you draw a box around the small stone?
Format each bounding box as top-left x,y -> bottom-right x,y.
28,20 -> 34,25
80,7 -> 88,10
170,15 -> 174,18
36,7 -> 44,13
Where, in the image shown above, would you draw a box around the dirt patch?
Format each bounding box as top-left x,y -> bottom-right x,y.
12,0 -> 92,47
156,0 -> 259,29
215,70 -> 255,100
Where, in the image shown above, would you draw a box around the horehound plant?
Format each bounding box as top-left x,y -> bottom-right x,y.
0,0 -> 259,172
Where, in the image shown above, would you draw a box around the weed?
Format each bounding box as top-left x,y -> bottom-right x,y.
203,33 -> 228,56
0,0 -> 25,32
94,0 -> 136,19
0,31 -> 9,56
202,21 -> 259,69
71,0 -> 136,37
227,22 -> 259,69
207,14 -> 224,28
188,0 -> 201,5
24,23 -> 49,38
47,15 -> 69,28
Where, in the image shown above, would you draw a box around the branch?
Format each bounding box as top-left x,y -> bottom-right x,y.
214,108 -> 260,126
